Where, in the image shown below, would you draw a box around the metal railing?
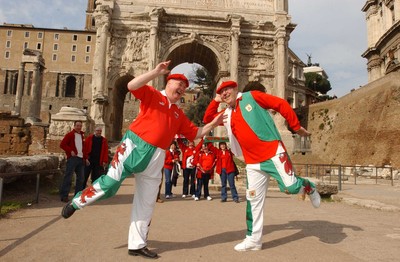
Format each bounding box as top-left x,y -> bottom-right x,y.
0,169 -> 61,213
293,163 -> 396,191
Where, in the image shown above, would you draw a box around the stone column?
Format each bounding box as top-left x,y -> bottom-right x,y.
275,32 -> 288,101
274,0 -> 288,12
275,30 -> 294,150
24,71 -> 31,95
27,62 -> 42,122
230,15 -> 241,83
13,62 -> 25,115
6,71 -> 14,94
61,75 -> 67,97
149,8 -> 162,88
293,90 -> 298,108
90,5 -> 111,129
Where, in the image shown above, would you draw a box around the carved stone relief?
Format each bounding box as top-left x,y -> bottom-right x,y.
122,31 -> 150,62
48,107 -> 88,140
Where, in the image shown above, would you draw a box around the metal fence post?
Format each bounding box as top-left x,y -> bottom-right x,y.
391,167 -> 393,186
0,177 -> 3,213
35,173 -> 40,204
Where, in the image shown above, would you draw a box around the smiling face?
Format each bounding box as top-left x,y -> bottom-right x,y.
74,121 -> 83,132
165,79 -> 187,103
219,86 -> 238,107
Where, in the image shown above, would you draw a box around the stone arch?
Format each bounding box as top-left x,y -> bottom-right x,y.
161,40 -> 228,86
91,0 -> 300,145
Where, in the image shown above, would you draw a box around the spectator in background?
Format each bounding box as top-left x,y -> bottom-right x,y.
164,141 -> 180,199
177,138 -> 203,198
209,141 -> 239,203
83,126 -> 109,188
59,120 -> 86,202
194,143 -> 216,201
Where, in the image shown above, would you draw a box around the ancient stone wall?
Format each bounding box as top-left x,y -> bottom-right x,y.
292,71 -> 400,168
0,111 -> 31,155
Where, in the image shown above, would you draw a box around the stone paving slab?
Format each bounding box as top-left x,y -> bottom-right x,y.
1,177 -> 399,262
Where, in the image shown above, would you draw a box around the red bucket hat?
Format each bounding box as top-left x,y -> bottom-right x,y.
216,80 -> 238,94
167,74 -> 189,88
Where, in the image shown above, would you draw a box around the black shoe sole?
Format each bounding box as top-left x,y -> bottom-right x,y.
128,249 -> 158,259
61,202 -> 76,219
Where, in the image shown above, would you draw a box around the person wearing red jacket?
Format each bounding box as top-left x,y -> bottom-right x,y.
163,141 -> 180,199
83,126 -> 109,188
59,120 -> 86,203
209,142 -> 239,203
177,138 -> 203,198
194,143 -> 216,201
203,80 -> 320,252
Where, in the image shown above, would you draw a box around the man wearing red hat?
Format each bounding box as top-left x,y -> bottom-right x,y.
61,61 -> 224,259
203,80 -> 321,252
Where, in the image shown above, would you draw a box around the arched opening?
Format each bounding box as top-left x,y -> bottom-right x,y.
166,43 -> 221,126
65,76 -> 77,97
166,42 -> 220,89
111,75 -> 132,141
243,81 -> 267,93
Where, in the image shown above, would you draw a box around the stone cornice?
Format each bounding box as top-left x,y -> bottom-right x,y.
362,20 -> 400,58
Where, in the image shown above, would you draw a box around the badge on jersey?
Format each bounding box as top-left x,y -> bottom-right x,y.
245,104 -> 253,112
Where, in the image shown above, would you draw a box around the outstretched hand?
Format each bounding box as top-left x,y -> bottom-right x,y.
296,126 -> 311,137
155,61 -> 171,76
211,112 -> 225,127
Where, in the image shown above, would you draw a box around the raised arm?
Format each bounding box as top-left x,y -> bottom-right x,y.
127,61 -> 171,91
195,112 -> 225,139
203,93 -> 223,124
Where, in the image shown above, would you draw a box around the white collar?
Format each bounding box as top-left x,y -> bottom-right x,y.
161,90 -> 181,109
227,92 -> 242,110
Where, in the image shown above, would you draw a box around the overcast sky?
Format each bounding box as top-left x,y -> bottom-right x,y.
1,0 -> 368,97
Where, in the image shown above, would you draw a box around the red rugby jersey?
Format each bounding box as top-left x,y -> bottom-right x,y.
129,85 -> 198,149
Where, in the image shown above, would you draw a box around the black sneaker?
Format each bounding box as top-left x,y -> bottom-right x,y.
128,247 -> 158,259
61,201 -> 76,219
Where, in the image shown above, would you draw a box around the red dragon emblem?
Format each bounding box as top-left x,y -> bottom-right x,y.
279,153 -> 293,175
111,142 -> 127,169
80,186 -> 97,203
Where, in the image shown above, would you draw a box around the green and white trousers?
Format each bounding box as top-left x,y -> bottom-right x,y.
71,130 -> 165,250
244,142 -> 315,245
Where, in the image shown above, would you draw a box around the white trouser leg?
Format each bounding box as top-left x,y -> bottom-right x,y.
245,164 -> 269,244
128,148 -> 165,250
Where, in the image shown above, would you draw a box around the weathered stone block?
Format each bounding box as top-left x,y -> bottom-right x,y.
316,183 -> 338,197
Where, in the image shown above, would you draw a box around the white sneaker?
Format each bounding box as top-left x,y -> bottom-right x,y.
309,189 -> 321,208
234,238 -> 261,252
207,196 -> 213,201
165,195 -> 170,199
194,197 -> 199,201
182,195 -> 186,198
192,195 -> 196,198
